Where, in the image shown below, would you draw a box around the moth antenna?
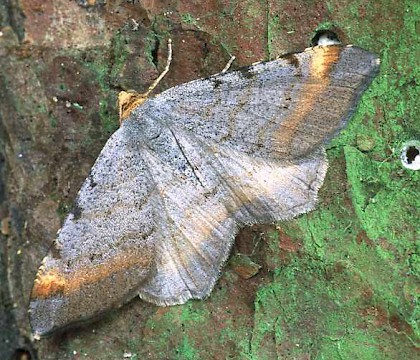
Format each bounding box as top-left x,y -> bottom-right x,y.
221,56 -> 236,73
143,38 -> 173,98
118,39 -> 173,122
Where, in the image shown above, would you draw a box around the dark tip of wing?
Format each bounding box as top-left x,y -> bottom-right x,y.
212,78 -> 223,88
279,53 -> 300,68
71,203 -> 83,221
50,241 -> 62,260
238,65 -> 256,79
88,172 -> 97,188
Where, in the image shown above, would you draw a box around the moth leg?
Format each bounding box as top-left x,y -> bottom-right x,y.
118,39 -> 173,122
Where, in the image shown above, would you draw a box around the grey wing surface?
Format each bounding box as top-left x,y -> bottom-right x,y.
30,126 -> 159,336
122,116 -> 327,305
133,45 -> 379,160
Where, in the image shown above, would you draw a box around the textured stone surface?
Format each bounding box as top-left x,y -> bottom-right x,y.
0,1 -> 418,359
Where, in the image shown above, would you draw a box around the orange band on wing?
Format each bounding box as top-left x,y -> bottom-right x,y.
31,250 -> 152,299
275,46 -> 341,154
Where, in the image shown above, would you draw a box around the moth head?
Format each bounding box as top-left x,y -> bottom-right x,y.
118,90 -> 149,122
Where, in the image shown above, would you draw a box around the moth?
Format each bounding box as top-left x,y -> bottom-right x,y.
29,36 -> 379,337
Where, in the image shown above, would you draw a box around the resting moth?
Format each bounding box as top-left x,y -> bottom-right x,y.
29,34 -> 379,338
